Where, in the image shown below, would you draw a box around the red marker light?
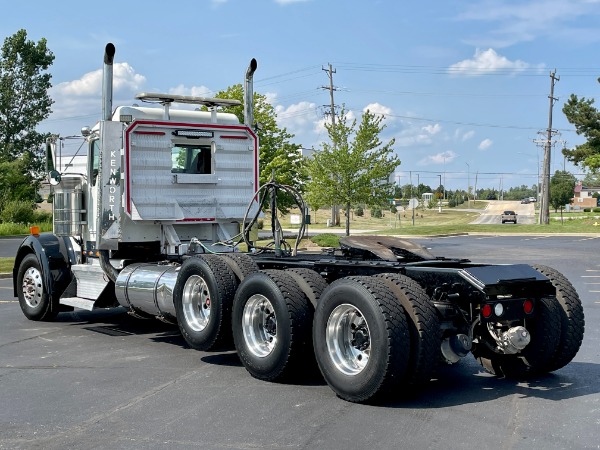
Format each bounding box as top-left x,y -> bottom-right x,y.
482,304 -> 492,318
523,299 -> 534,314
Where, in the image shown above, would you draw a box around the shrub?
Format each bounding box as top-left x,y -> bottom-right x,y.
583,208 -> 591,212
32,210 -> 53,223
448,199 -> 457,208
593,208 -> 600,213
0,200 -> 35,224
355,206 -> 364,217
390,205 -> 397,214
371,208 -> 383,218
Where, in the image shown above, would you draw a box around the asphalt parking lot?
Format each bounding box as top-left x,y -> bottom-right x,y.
1,235 -> 599,449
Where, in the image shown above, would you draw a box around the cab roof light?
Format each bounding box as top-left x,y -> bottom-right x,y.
173,129 -> 214,138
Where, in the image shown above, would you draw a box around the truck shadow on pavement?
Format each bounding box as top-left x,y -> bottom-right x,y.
382,358 -> 600,408
64,310 -> 598,406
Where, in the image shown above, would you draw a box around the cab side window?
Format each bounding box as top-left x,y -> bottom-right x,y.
91,140 -> 100,186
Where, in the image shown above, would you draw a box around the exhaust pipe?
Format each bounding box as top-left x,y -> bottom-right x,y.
100,43 -> 119,282
102,43 -> 116,121
244,58 -> 257,127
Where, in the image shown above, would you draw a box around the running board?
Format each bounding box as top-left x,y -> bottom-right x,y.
60,297 -> 96,311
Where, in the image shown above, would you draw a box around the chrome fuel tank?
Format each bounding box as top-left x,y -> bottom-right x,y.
115,263 -> 179,321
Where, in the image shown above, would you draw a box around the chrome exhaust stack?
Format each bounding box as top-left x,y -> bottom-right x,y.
102,43 -> 116,121
99,43 -> 118,282
244,58 -> 257,127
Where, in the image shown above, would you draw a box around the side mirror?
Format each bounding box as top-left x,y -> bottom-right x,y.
49,170 -> 61,186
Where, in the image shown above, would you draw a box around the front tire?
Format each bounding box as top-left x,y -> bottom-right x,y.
17,254 -> 58,321
313,276 -> 410,403
173,255 -> 237,351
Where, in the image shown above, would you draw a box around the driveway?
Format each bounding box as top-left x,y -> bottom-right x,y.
470,200 -> 536,224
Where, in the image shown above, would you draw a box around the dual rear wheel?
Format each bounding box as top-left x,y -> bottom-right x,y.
232,269 -> 439,403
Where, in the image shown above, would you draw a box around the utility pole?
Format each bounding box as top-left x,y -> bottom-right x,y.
321,64 -> 339,226
539,70 -> 559,225
466,162 -> 470,207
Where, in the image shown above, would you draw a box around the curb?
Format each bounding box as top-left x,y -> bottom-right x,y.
0,273 -> 12,279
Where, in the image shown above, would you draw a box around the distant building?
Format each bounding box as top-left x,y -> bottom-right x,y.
571,181 -> 600,208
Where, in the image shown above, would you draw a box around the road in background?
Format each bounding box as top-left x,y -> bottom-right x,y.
470,200 -> 536,225
1,235 -> 598,449
0,237 -> 24,258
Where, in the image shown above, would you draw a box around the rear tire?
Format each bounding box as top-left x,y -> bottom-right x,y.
17,254 -> 59,321
374,273 -> 440,388
532,265 -> 584,372
313,276 -> 410,403
173,255 -> 237,351
221,253 -> 259,282
232,270 -> 314,381
284,268 -> 328,308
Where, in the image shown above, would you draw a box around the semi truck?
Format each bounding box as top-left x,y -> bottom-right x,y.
13,44 -> 585,403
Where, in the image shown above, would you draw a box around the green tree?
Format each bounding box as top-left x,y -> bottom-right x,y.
0,29 -> 54,209
550,170 -> 576,213
582,172 -> 600,187
305,106 -> 400,236
211,84 -> 305,213
562,89 -> 600,172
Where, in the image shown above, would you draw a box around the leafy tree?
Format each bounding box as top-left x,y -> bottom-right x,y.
0,30 -> 54,212
562,89 -> 600,172
582,172 -> 600,187
0,156 -> 39,208
305,106 -> 400,236
550,170 -> 577,213
211,84 -> 305,213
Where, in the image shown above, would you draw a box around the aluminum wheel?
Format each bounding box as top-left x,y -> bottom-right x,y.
22,266 -> 44,309
326,303 -> 370,376
182,274 -> 211,332
242,294 -> 277,358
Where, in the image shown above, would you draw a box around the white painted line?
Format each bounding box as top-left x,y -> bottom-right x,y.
581,275 -> 600,278
585,269 -> 600,272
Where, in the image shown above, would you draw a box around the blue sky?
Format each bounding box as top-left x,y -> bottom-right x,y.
3,0 -> 600,190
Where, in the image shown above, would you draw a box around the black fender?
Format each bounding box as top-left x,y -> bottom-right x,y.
13,233 -> 77,300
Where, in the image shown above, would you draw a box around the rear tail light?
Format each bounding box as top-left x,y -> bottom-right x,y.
523,299 -> 534,314
481,304 -> 492,318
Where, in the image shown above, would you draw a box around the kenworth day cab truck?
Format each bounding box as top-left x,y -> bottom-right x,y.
14,44 -> 585,403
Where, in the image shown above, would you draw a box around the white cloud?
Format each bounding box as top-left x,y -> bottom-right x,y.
448,48 -> 540,76
419,150 -> 459,166
49,62 -> 147,123
478,138 -> 493,150
461,130 -> 475,141
393,119 -> 442,148
53,63 -> 145,97
168,84 -> 214,97
422,123 -> 441,135
457,0 -> 600,47
364,102 -> 393,118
